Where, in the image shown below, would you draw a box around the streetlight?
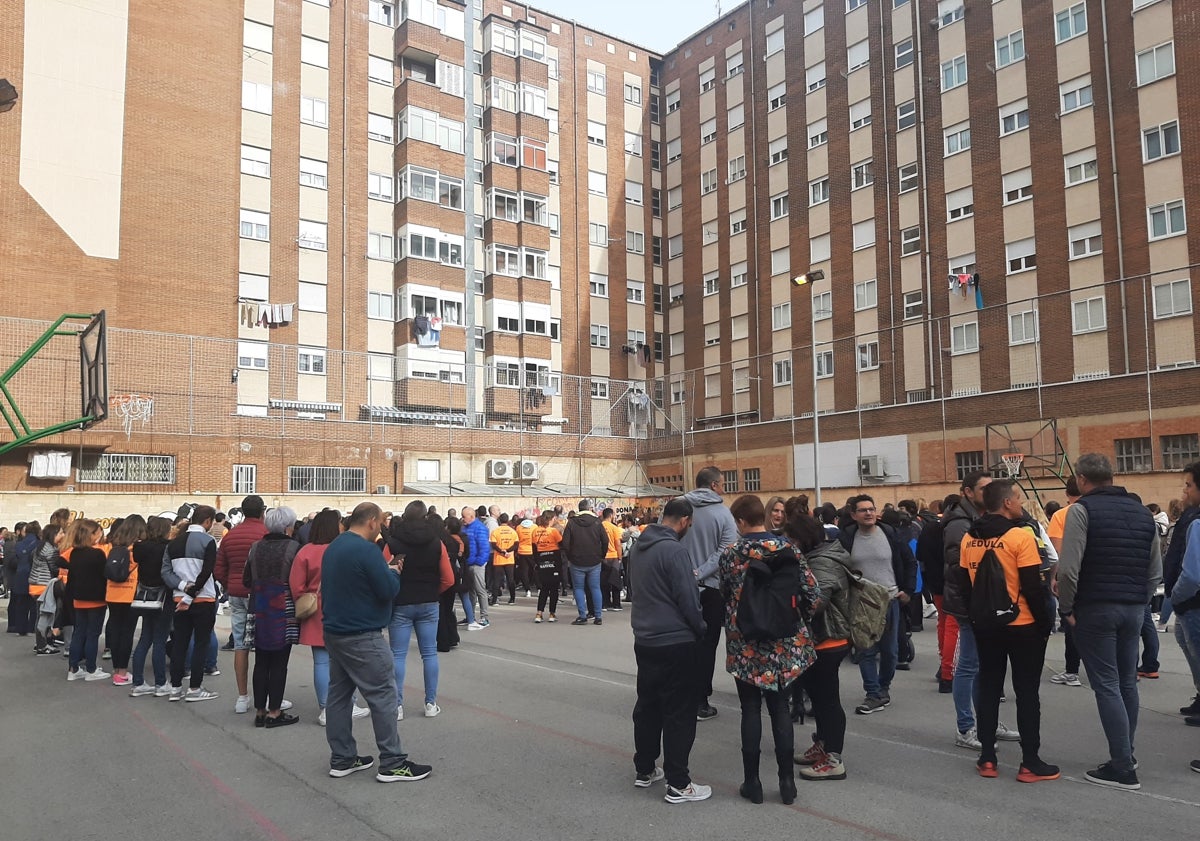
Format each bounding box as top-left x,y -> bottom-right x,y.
793,270 -> 826,506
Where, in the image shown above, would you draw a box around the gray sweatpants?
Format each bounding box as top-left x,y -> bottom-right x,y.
325,631 -> 406,772
469,565 -> 489,621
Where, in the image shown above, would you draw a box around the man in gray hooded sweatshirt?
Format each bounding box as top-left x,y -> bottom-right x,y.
679,466 -> 739,721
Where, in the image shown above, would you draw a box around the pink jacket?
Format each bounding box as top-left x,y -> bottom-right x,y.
289,542 -> 326,648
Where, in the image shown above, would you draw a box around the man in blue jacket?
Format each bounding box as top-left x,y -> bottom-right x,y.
462,507 -> 491,629
1163,462 -> 1200,759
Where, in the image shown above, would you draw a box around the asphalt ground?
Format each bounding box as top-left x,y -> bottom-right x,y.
1,597 -> 1198,841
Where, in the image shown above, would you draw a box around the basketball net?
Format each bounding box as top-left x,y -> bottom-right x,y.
1000,453 -> 1024,478
112,394 -> 154,439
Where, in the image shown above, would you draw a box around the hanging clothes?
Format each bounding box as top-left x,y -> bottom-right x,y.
281,303 -> 295,324
272,303 -> 284,323
973,273 -> 984,310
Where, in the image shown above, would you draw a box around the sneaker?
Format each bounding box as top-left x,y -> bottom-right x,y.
318,708 -> 327,727
696,702 -> 718,721
798,753 -> 846,781
879,690 -> 891,706
956,728 -> 983,750
1190,759 -> 1200,774
612,605 -> 624,611
376,759 -> 432,782
264,711 -> 299,728
67,669 -> 85,681
1185,715 -> 1200,727
938,678 -> 953,693
280,699 -> 293,711
424,702 -> 441,718
169,686 -> 187,702
457,618 -> 469,626
1084,762 -> 1141,790
467,622 -> 485,631
547,614 -> 557,623
977,760 -> 999,778
795,739 -> 827,766
353,704 -> 371,719
101,649 -> 112,660
664,782 -> 712,803
396,706 -> 404,721
634,767 -> 665,787
235,694 -> 251,714
1016,758 -> 1061,783
534,613 -> 543,623
593,618 -> 603,626
184,687 -> 219,702
1050,672 -> 1082,686
112,673 -> 133,686
205,666 -> 221,677
1180,695 -> 1200,716
153,684 -> 171,697
1137,670 -> 1159,679
572,617 -> 589,626
34,647 -> 54,656
478,620 -> 490,628
129,683 -> 156,697
84,668 -> 111,682
855,695 -> 886,715
996,722 -> 1020,741
525,590 -> 532,598
329,756 -> 375,778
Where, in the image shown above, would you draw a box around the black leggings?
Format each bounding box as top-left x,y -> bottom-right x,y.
491,565 -> 516,601
536,567 -> 560,614
107,603 -> 135,669
437,589 -> 460,650
800,644 -> 849,755
735,678 -> 794,758
516,555 -> 536,592
253,646 -> 292,712
170,601 -> 217,689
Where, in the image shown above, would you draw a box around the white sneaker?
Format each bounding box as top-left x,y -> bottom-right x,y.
353,704 -> 371,719
129,683 -> 156,697
154,684 -> 172,697
67,669 -> 85,681
396,706 -> 404,721
185,687 -> 219,702
234,694 -> 251,714
318,708 -> 327,727
467,622 -> 485,631
280,699 -> 293,711
169,686 -> 187,702
84,668 -> 111,682
424,702 -> 441,718
664,782 -> 712,803
1050,671 -> 1082,687
635,767 -> 665,787
996,721 -> 1021,741
955,728 -> 982,750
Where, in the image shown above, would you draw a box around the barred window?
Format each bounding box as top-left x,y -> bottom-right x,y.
955,450 -> 985,481
78,454 -> 176,485
288,466 -> 367,494
721,469 -> 739,492
233,464 -> 257,494
1115,437 -> 1153,473
743,468 -> 761,492
1161,434 -> 1199,471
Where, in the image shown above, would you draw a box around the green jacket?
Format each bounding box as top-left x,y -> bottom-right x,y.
804,538 -> 854,644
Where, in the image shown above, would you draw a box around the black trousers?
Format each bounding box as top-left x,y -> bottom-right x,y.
437,589 -> 460,651
735,678 -> 793,758
490,565 -> 516,601
108,603 -> 136,669
602,561 -> 623,608
536,567 -> 560,614
1063,619 -> 1081,673
6,593 -> 35,635
170,601 -> 217,689
633,641 -> 701,789
800,644 -> 849,754
253,646 -> 292,711
975,623 -> 1048,763
699,587 -> 724,698
515,554 -> 536,592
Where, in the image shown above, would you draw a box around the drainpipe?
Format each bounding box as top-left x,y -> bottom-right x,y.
1098,2 -> 1129,374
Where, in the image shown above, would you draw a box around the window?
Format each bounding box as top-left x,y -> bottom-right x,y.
485,78 -> 518,112
589,324 -> 609,348
996,30 -> 1024,67
849,99 -> 871,131
772,302 -> 791,330
1060,75 -> 1093,113
806,61 -> 826,92
1072,296 -> 1106,334
721,469 -> 740,492
773,359 -> 792,386
667,186 -> 683,210
586,120 -> 606,146
1137,42 -> 1175,85
941,55 -> 967,91
298,347 -> 327,375
301,37 -> 328,68
669,235 -> 684,259
1162,434 -> 1200,470
816,349 -> 834,378
1009,310 -> 1038,345
809,178 -> 829,206
1114,437 -> 1153,473
847,0 -> 868,9
808,119 -> 827,148
1065,148 -> 1099,185
368,55 -> 393,84
624,80 -> 642,105
493,361 -> 520,387
727,52 -> 744,77
730,209 -> 747,235
852,160 -> 873,190
1003,168 -> 1033,204
895,38 -> 914,68
78,453 -> 176,485
728,155 -> 747,181
770,193 -> 789,220
288,467 -> 366,494
701,168 -> 718,195
703,272 -> 720,296
766,27 -> 785,57
300,96 -> 327,127
732,367 -> 750,395
811,235 -> 831,264
1055,2 -> 1087,43
897,100 -> 916,130
665,90 -> 680,113
901,227 -> 921,256
770,137 -> 788,165
1148,200 -> 1186,239
946,186 -> 974,220
368,291 -> 394,320
238,273 -> 268,300
847,40 -> 869,73
937,0 -> 964,26
624,131 -> 643,156
587,69 -> 606,94
813,290 -> 832,319
701,119 -> 717,144
369,0 -> 394,25
771,247 -> 790,276
299,157 -> 328,189
857,342 -> 880,371
521,137 -> 547,170
367,232 -> 394,261
398,107 -> 464,153
854,279 -> 877,311
244,19 -> 272,53
670,378 -> 685,404
626,231 -> 645,254
999,99 -> 1030,136
239,209 -> 269,241
903,291 -> 923,320
950,253 -> 976,276
298,220 -> 327,251
1153,278 -> 1192,319
589,273 -> 609,297
853,220 -> 875,250
699,67 -> 716,93
1069,221 -> 1103,259
1144,121 -> 1181,162
232,464 -> 257,494
1006,237 -> 1036,273
944,122 -> 971,156
240,144 -> 270,178
951,322 -> 979,355
704,323 -> 720,348
666,138 -> 681,163
368,171 -> 393,201
242,81 -> 271,114
588,171 -> 607,196
731,262 -> 748,288
804,7 -> 824,35
590,380 -> 609,400
404,226 -> 463,267
955,451 -> 985,481
237,340 -> 268,369
768,83 -> 786,111
367,113 -> 394,142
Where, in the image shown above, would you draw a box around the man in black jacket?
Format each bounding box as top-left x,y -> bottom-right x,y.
562,499 -> 609,626
839,495 -> 917,715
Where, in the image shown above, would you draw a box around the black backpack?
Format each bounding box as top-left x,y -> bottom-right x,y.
967,547 -> 1019,631
737,547 -> 803,642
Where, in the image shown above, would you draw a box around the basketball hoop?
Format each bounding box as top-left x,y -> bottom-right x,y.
111,393 -> 154,439
1000,453 -> 1024,478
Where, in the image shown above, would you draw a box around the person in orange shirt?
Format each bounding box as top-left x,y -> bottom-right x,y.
960,479 -> 1057,783
515,513 -> 537,599
65,519 -> 110,681
489,514 -> 520,605
601,508 -> 625,611
531,511 -> 564,623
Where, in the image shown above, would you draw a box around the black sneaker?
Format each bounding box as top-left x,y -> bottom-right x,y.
593,617 -> 603,626
1186,716 -> 1200,727
376,759 -> 432,782
329,756 -> 375,778
1084,762 -> 1140,790
938,678 -> 953,694
855,695 -> 886,715
571,617 -> 589,626
696,702 -> 718,721
880,690 -> 892,707
1191,759 -> 1200,774
1180,695 -> 1200,716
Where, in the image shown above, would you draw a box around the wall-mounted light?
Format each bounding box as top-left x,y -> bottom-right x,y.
0,79 -> 18,114
231,368 -> 239,384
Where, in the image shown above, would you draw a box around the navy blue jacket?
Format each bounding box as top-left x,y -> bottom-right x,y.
1164,505 -> 1200,614
1075,486 -> 1157,606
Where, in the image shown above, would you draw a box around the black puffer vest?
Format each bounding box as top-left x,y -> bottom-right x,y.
388,519 -> 443,606
1075,486 -> 1157,606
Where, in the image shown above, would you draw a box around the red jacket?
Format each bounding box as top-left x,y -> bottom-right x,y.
214,518 -> 268,597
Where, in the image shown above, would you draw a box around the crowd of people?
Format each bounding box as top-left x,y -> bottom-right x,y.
2,452 -> 1198,797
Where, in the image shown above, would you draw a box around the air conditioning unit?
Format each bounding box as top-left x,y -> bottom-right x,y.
487,459 -> 512,480
374,485 -> 390,495
514,459 -> 540,480
857,455 -> 884,478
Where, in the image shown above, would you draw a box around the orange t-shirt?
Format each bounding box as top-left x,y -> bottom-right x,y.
960,524 -> 1042,626
491,525 -> 519,565
1047,504 -> 1071,542
603,521 -> 623,559
516,522 -> 535,555
531,526 -> 562,553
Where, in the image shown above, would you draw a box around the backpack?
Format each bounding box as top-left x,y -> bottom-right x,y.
967,547 -> 1020,631
736,547 -> 802,642
846,572 -> 891,651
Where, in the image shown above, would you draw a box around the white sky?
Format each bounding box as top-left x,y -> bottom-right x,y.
527,0 -> 726,53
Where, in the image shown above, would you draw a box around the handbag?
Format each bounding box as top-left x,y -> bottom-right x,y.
294,590 -> 319,621
130,581 -> 167,611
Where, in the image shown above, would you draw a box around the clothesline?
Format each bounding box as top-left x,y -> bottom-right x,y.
238,300 -> 295,327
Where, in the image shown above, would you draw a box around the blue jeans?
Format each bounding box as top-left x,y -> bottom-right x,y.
389,602 -> 440,707
312,646 -> 330,708
1073,602 -> 1142,773
859,598 -> 900,698
131,607 -> 173,686
1175,608 -> 1200,692
69,606 -> 106,672
1139,603 -> 1160,671
459,593 -> 476,625
1159,596 -> 1173,625
569,564 -> 603,620
952,621 -> 982,733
